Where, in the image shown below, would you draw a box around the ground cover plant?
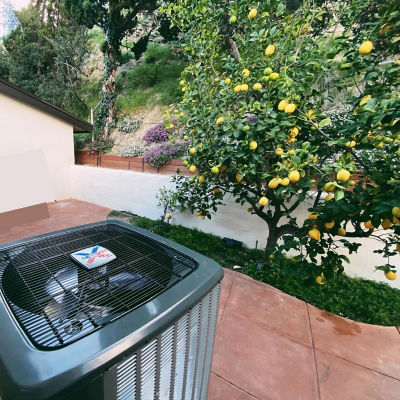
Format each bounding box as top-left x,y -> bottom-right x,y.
108,211 -> 400,326
162,0 -> 400,285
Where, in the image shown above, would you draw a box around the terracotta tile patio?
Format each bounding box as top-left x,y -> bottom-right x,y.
1,199 -> 399,400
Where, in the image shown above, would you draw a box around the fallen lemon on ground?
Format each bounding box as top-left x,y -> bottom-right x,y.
259,196 -> 269,206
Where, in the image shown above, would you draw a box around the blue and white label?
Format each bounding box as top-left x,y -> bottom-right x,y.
70,246 -> 116,269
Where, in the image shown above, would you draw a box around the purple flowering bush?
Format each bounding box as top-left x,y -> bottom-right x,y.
88,137 -> 114,154
144,142 -> 188,169
144,123 -> 172,143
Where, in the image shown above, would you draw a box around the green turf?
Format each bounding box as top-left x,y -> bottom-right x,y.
108,211 -> 400,327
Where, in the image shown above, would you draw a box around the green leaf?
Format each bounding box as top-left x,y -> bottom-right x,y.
334,190 -> 344,201
319,118 -> 331,128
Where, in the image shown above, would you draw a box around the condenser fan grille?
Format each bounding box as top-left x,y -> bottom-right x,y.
0,223 -> 197,349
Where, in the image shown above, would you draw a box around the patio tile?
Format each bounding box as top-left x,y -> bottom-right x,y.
308,304 -> 400,379
224,275 -> 312,345
207,373 -> 258,400
316,349 -> 400,400
218,269 -> 235,323
212,311 -> 318,400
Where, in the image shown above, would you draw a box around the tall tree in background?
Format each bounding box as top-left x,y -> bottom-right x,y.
3,0 -> 90,115
63,0 -> 158,137
0,1 -> 19,37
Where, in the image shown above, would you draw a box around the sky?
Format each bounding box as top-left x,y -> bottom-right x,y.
0,0 -> 30,37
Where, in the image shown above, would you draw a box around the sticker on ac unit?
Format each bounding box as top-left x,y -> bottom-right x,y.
70,246 -> 116,269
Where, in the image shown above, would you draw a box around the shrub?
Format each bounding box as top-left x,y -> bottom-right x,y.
116,116 -> 143,133
144,142 -> 187,168
74,133 -> 92,150
145,43 -> 172,64
88,137 -> 114,154
144,122 -> 171,143
119,145 -> 146,157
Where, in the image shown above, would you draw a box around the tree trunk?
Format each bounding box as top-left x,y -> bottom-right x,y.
101,46 -> 118,138
264,224 -> 280,260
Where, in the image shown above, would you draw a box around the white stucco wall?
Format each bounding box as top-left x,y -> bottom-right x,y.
72,165 -> 400,289
0,92 -> 74,213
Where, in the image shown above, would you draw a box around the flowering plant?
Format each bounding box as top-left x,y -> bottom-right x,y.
88,137 -> 114,154
144,142 -> 187,168
144,122 -> 174,143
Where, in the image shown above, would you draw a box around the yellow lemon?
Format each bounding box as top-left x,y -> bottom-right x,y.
183,160 -> 188,166
229,15 -> 237,24
344,140 -> 356,148
189,147 -> 196,155
236,173 -> 242,183
309,212 -> 318,220
284,103 -> 296,114
248,8 -> 257,19
249,141 -> 258,150
359,40 -> 373,54
189,165 -> 197,173
316,275 -> 325,285
392,207 -> 400,218
281,177 -> 290,186
259,196 -> 269,206
337,169 -> 351,182
307,109 -> 317,121
268,178 -> 280,189
241,84 -> 249,91
308,227 -> 321,241
225,77 -> 231,84
359,95 -> 371,106
216,116 -> 225,125
364,220 -> 375,230
288,149 -> 296,155
195,211 -> 201,216
325,194 -> 334,201
337,227 -> 346,236
325,221 -> 335,230
179,80 -> 185,86
275,148 -> 284,156
198,175 -> 205,183
289,170 -> 301,183
265,44 -> 275,56
234,85 -> 242,93
242,68 -> 250,78
269,72 -> 279,80
381,219 -> 393,230
278,99 -> 289,111
253,82 -> 262,91
211,166 -> 219,174
212,188 -> 220,195
200,215 -> 206,220
289,127 -> 299,137
166,214 -> 172,220
324,182 -> 336,192
183,135 -> 189,141
379,23 -> 393,35
385,271 -> 397,280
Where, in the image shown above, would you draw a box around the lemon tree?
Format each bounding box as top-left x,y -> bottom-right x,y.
161,0 -> 400,282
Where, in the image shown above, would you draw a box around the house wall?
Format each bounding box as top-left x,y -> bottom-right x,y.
0,92 -> 74,213
72,165 -> 399,289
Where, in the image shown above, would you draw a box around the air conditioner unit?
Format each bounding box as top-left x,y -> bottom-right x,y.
0,221 -> 223,400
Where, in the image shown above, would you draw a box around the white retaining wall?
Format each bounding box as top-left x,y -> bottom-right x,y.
71,165 -> 399,289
